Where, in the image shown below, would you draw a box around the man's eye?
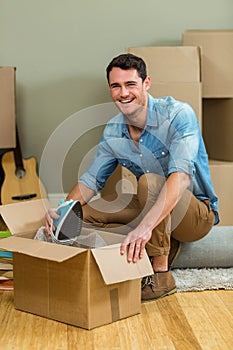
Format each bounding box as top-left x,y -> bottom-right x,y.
127,83 -> 136,87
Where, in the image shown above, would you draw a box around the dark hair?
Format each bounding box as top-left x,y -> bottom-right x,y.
106,53 -> 147,84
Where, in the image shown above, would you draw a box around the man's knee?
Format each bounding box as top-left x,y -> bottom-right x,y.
138,173 -> 165,189
137,173 -> 165,208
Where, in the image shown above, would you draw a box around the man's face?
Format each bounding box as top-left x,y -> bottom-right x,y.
108,67 -> 151,123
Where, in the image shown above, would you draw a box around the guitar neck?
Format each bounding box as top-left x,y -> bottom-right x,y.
14,127 -> 25,173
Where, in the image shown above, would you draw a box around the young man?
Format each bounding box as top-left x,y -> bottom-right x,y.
46,53 -> 219,301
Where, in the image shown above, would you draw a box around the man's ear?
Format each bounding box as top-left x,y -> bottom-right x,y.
144,76 -> 151,91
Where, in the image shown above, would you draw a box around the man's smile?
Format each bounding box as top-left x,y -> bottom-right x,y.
119,98 -> 135,104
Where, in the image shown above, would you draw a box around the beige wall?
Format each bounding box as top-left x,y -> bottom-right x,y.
0,0 -> 232,193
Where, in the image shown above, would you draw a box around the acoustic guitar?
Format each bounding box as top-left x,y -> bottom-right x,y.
0,128 -> 47,204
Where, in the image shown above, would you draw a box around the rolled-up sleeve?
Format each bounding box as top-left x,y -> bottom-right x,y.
167,104 -> 200,178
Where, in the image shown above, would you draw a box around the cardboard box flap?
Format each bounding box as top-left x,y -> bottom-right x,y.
92,244 -> 153,285
0,236 -> 86,262
0,199 -> 50,235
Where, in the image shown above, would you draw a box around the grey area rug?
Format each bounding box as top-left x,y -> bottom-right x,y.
172,267 -> 233,292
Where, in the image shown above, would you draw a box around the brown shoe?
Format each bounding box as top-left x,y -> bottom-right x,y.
168,237 -> 182,269
141,271 -> 176,302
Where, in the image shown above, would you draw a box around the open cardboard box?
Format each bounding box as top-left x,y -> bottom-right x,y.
0,199 -> 153,329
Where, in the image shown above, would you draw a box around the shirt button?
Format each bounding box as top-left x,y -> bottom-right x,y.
161,151 -> 165,155
123,163 -> 126,166
146,170 -> 150,173
140,138 -> 143,143
139,154 -> 143,157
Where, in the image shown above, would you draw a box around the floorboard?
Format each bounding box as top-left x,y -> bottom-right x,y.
0,290 -> 232,349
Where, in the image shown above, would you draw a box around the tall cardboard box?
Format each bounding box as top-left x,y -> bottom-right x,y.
0,67 -> 16,148
0,199 -> 153,330
183,30 -> 233,97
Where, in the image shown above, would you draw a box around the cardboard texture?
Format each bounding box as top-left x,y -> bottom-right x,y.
127,46 -> 201,82
203,98 -> 233,162
209,160 -> 233,226
0,67 -> 16,148
183,30 -> 233,97
0,199 -> 153,329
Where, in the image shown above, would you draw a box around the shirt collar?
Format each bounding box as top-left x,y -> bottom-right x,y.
147,94 -> 159,128
121,94 -> 158,137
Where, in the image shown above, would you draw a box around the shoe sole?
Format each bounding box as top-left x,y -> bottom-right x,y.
141,287 -> 177,303
56,201 -> 83,242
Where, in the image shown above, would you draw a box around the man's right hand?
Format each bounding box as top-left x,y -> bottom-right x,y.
45,208 -> 60,235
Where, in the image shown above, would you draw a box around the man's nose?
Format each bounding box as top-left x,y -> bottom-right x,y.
120,86 -> 129,97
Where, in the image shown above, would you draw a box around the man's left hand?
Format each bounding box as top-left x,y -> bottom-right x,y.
120,227 -> 152,263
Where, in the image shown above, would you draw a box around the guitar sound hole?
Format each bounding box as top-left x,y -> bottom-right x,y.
12,193 -> 37,200
15,168 -> 26,179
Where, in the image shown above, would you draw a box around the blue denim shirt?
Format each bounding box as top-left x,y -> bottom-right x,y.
79,94 -> 219,224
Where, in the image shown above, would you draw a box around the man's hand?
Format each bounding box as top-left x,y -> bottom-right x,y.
45,208 -> 60,235
120,227 -> 152,263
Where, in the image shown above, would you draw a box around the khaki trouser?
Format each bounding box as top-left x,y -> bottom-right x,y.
83,173 -> 215,257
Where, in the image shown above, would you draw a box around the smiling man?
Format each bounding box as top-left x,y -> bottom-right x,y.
46,53 -> 219,302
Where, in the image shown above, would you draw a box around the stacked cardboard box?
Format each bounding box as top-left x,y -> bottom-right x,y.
0,67 -> 16,148
183,30 -> 233,98
203,98 -> 233,161
183,30 -> 233,225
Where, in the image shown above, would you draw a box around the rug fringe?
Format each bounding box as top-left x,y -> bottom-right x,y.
172,267 -> 233,292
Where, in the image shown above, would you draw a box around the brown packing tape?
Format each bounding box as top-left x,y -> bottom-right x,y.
110,288 -> 120,323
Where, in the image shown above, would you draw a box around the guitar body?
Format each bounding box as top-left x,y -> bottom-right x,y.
1,150 -> 47,204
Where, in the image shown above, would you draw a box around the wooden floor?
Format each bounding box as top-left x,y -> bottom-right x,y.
0,217 -> 233,349
0,289 -> 232,350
